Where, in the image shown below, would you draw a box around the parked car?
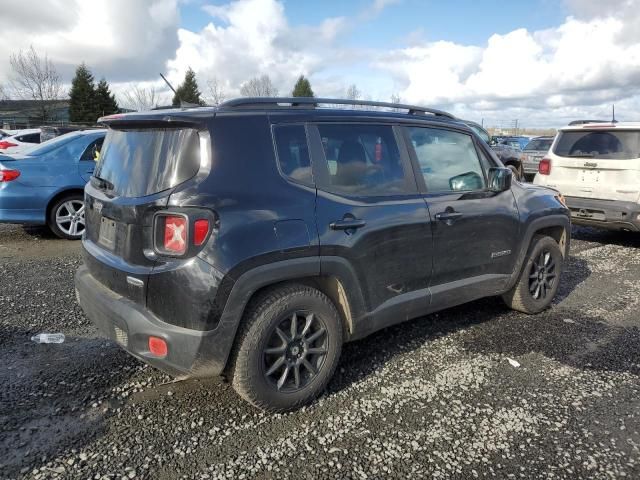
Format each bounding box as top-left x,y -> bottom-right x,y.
463,122 -> 525,180
0,129 -> 105,239
0,128 -> 41,154
534,121 -> 640,231
498,136 -> 530,150
75,98 -> 570,412
523,136 -> 554,180
40,125 -> 94,143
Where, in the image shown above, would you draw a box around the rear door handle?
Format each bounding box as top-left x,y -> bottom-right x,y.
435,211 -> 463,223
330,219 -> 366,230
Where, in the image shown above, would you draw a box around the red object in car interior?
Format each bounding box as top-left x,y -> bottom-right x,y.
163,216 -> 187,254
538,158 -> 551,175
148,336 -> 168,357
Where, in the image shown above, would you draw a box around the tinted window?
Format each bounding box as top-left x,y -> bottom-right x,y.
316,124 -> 409,196
273,125 -> 312,185
80,137 -> 105,162
18,133 -> 41,143
95,128 -> 201,197
553,130 -> 640,159
524,138 -> 553,151
408,127 -> 486,192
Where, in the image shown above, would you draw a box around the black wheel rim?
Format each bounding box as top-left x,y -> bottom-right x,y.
528,250 -> 557,300
262,311 -> 328,392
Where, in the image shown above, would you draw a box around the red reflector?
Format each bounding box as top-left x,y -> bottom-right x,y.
163,216 -> 187,254
0,141 -> 17,149
539,158 -> 551,175
148,336 -> 168,357
193,219 -> 209,246
0,169 -> 20,182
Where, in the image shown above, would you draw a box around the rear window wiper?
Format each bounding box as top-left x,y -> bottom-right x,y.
91,175 -> 114,191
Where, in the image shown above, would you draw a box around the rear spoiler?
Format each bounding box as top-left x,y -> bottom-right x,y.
98,111 -> 214,130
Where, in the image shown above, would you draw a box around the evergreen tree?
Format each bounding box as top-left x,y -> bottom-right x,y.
172,68 -> 204,106
94,78 -> 119,118
292,75 -> 314,97
69,63 -> 97,123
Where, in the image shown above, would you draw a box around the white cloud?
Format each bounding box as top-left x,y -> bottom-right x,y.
0,0 -> 180,83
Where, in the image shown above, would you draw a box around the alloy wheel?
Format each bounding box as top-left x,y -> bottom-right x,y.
55,200 -> 85,238
262,311 -> 329,392
528,250 -> 556,300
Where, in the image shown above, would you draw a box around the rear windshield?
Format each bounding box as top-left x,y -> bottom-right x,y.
554,130 -> 640,159
524,138 -> 553,151
95,128 -> 201,197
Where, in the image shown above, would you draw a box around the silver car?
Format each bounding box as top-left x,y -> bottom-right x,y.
523,136 -> 554,180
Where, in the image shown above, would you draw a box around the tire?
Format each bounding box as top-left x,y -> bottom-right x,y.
229,284 -> 343,412
47,194 -> 86,240
502,235 -> 563,314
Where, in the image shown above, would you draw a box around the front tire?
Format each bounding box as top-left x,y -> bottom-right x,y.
230,284 -> 343,412
502,235 -> 563,314
48,194 -> 86,240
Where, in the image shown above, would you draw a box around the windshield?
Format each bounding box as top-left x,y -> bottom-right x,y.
94,128 -> 201,197
554,130 -> 640,159
27,132 -> 81,156
525,138 -> 553,151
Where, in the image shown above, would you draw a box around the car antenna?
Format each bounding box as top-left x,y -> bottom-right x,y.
159,73 -> 199,109
612,104 -> 617,124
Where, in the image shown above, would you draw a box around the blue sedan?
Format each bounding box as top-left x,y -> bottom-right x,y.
0,129 -> 106,239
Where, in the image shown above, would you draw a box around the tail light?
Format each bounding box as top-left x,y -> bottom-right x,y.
0,169 -> 20,182
539,158 -> 551,175
0,141 -> 17,149
148,336 -> 168,357
154,213 -> 212,256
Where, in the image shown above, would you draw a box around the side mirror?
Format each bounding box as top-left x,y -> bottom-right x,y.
488,167 -> 512,193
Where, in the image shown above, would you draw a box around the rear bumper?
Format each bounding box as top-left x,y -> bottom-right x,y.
75,265 -> 232,378
565,196 -> 640,231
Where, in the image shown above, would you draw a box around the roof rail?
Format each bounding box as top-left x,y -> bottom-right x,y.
218,97 -> 457,120
568,119 -> 611,126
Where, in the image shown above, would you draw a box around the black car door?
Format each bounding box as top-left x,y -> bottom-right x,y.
403,125 -> 520,309
309,122 -> 433,335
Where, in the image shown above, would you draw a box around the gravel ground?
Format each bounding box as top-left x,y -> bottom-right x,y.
0,223 -> 639,479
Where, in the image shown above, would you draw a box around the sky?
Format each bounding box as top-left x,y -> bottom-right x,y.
0,0 -> 639,127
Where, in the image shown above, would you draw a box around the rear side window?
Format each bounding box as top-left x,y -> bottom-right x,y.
524,138 -> 553,151
407,127 -> 486,192
315,124 -> 409,196
554,130 -> 640,159
95,128 -> 201,198
273,125 -> 313,185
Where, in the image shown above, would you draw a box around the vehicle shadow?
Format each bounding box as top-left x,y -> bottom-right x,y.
572,225 -> 640,248
0,325 -> 139,479
328,253 -> 599,396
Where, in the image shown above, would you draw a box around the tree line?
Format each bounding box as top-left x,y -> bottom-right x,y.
1,46 -> 398,123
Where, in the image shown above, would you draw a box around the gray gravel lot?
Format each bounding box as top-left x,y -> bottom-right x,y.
0,223 -> 639,479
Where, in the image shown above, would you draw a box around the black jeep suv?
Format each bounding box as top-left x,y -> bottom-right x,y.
75,98 -> 570,412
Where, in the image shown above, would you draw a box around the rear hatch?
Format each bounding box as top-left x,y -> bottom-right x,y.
547,127 -> 640,202
83,124 -> 204,305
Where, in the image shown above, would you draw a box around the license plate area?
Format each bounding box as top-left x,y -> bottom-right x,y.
98,217 -> 117,250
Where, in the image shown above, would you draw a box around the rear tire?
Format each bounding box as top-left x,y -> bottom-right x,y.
229,284 -> 343,412
502,235 -> 563,314
48,194 -> 85,240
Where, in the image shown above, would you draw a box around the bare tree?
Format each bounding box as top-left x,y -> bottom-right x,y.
120,86 -> 166,111
9,46 -> 62,121
240,75 -> 278,97
0,83 -> 7,101
206,77 -> 226,105
345,84 -> 361,101
390,93 -> 402,104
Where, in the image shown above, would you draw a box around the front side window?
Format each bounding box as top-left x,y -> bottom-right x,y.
553,130 -> 640,159
273,125 -> 312,185
315,124 -> 408,196
407,127 -> 486,192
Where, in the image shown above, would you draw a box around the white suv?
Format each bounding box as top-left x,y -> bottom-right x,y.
534,121 -> 640,231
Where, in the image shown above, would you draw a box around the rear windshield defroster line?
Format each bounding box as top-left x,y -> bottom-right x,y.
94,128 -> 201,198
